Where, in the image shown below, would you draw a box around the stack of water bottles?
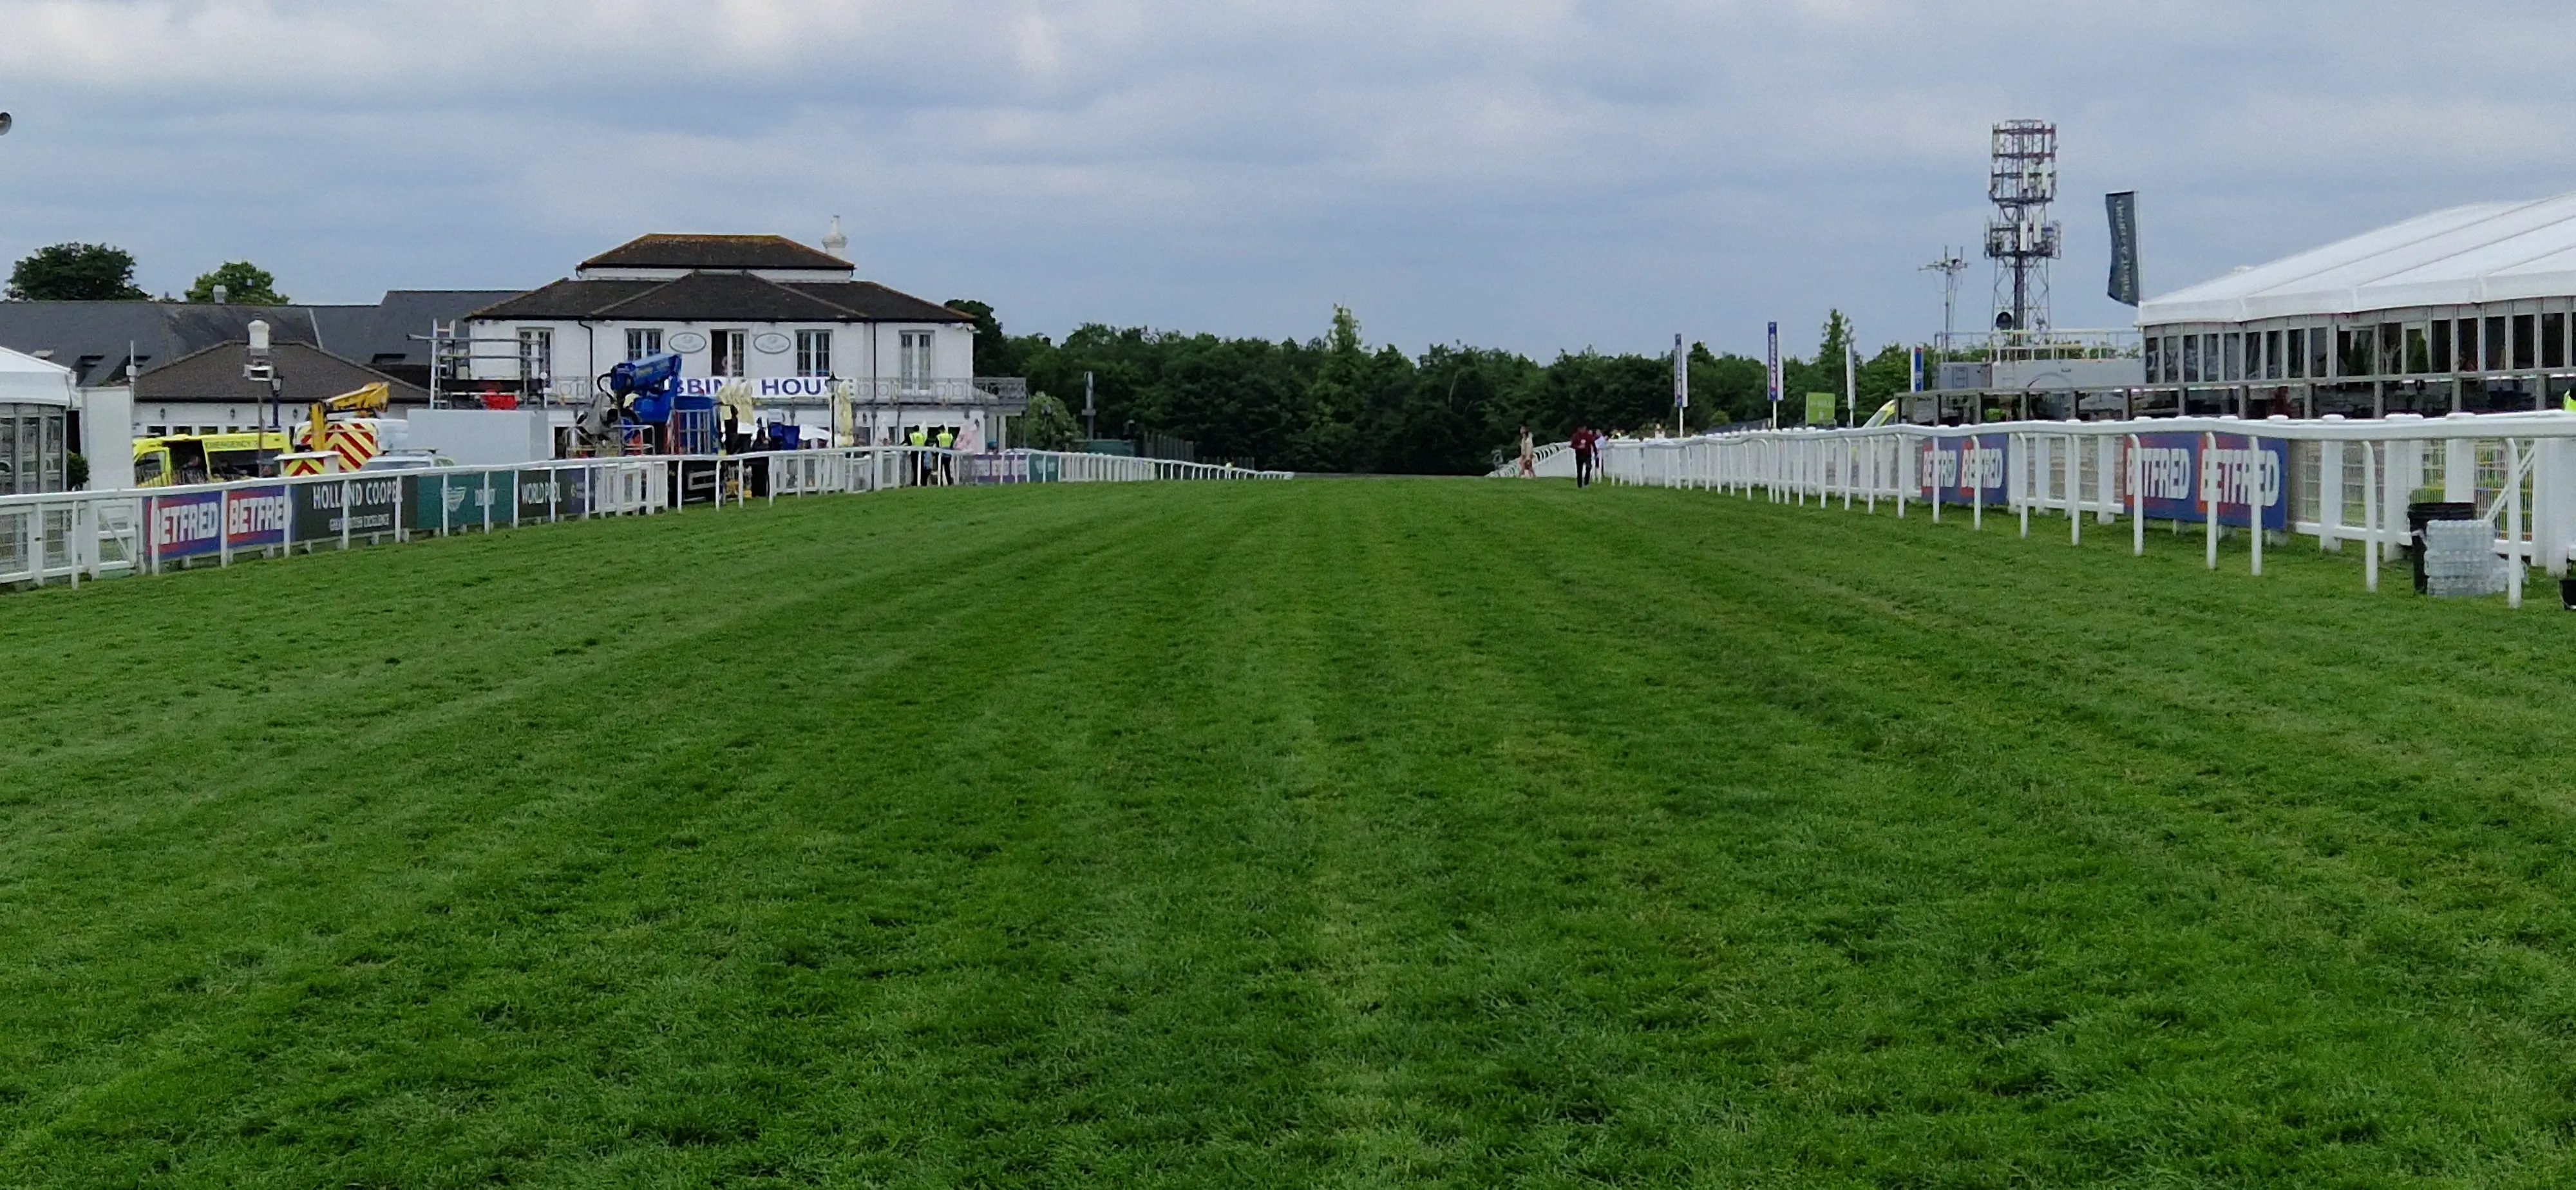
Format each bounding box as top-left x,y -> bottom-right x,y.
2421,518 -> 2507,598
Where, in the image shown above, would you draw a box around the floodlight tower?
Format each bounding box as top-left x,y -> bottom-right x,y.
1983,119 -> 2060,343
1920,247 -> 1968,354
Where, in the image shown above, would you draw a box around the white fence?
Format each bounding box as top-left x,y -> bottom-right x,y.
1511,413 -> 2576,609
0,446 -> 1288,592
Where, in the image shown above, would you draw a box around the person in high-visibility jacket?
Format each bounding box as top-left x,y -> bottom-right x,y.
907,426 -> 929,485
936,427 -> 957,484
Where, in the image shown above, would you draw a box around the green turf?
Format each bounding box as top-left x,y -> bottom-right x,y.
5,478 -> 2576,1187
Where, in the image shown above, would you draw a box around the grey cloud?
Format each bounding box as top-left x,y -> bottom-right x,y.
3,1 -> 2575,359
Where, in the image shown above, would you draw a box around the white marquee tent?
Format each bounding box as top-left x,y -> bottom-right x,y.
2141,192 -> 2576,326
0,343 -> 73,406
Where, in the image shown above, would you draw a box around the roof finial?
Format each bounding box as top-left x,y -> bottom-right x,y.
823,215 -> 848,258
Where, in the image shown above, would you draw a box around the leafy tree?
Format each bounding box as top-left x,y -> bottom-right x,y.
6,243 -> 148,301
943,298 -> 1019,378
1015,392 -> 1079,451
185,261 -> 288,305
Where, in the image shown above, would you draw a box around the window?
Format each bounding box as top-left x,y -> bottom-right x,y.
2223,333 -> 2242,381
518,328 -> 553,382
712,330 -> 746,377
2309,326 -> 2329,378
2145,336 -> 2161,384
2431,322 -> 2452,374
146,425 -> 166,437
2183,335 -> 2201,383
2515,314 -> 2537,370
2550,314 -> 2569,369
2264,330 -> 2282,380
2405,325 -> 2430,373
2202,335 -> 2219,381
2338,327 -> 2367,377
900,330 -> 934,388
627,328 -> 663,361
2458,318 -> 2479,370
2379,322 -> 2403,375
2287,328 -> 2306,379
796,329 -> 832,377
2161,335 -> 2180,383
2486,316 -> 2508,370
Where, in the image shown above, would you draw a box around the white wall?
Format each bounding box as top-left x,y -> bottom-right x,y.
466,319 -> 976,392
404,408 -> 551,465
80,388 -> 134,489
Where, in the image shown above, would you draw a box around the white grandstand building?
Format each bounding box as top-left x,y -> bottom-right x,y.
2139,193 -> 2576,419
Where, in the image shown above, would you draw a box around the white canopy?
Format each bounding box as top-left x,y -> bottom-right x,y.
2139,191 -> 2576,326
0,345 -> 74,406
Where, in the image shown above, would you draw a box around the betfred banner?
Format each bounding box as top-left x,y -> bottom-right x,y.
149,491 -> 226,560
225,485 -> 290,551
1918,434 -> 2008,505
2133,432 -> 2286,530
292,475 -> 402,540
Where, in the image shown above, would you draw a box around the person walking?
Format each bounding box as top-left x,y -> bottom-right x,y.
1517,426 -> 1537,478
1572,424 -> 1596,487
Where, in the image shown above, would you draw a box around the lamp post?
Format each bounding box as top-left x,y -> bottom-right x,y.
244,318 -> 282,442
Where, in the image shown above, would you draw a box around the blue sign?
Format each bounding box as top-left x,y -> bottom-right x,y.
226,485 -> 290,551
2132,432 -> 2286,530
1918,434 -> 2008,505
149,491 -> 225,560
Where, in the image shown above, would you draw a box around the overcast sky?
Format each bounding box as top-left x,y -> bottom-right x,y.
4,1 -> 2575,361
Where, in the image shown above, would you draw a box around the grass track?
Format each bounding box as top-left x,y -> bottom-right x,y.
5,479 -> 2576,1186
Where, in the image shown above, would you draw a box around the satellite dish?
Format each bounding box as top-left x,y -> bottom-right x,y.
0,113 -> 14,137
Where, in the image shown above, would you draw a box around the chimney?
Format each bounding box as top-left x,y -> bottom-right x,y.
211,284 -> 229,304
823,215 -> 848,258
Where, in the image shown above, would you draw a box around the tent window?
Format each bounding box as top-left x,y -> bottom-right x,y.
2163,335 -> 2181,383
2486,316 -> 2508,370
2144,336 -> 2161,384
2286,329 -> 2305,379
2405,325 -> 2430,373
2514,314 -> 2537,370
2548,314 -> 2568,370
2458,319 -> 2479,371
2264,330 -> 2282,381
2309,326 -> 2330,379
2430,322 -> 2451,374
2379,323 -> 2404,375
2183,335 -> 2201,383
2223,333 -> 2242,381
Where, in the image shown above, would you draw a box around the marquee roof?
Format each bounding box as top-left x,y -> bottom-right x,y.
0,345 -> 75,406
2139,192 -> 2576,326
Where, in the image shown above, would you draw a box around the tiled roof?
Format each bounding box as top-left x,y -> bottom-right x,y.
580,234 -> 850,272
468,272 -> 974,324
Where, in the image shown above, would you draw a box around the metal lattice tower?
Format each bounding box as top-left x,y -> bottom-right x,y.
1983,120 -> 2060,337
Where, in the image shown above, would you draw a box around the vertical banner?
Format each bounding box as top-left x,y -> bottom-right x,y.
149,491 -> 226,560
1918,435 -> 2009,505
1909,345 -> 1925,393
225,485 -> 290,551
2132,433 -> 2285,529
1766,322 -> 1782,411
1672,334 -> 1689,411
2106,191 -> 2140,307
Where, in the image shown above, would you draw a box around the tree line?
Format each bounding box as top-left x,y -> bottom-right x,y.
6,242 -> 287,303
950,303 -> 1921,474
